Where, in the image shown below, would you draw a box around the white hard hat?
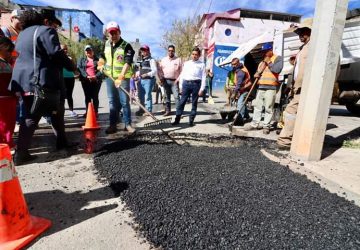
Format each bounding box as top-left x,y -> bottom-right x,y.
106,21 -> 120,32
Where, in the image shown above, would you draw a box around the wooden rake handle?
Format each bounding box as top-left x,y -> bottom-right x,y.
107,75 -> 159,122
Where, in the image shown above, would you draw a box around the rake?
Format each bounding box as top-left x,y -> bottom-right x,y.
107,75 -> 172,128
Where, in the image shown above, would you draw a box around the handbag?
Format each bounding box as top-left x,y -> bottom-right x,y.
30,27 -> 60,116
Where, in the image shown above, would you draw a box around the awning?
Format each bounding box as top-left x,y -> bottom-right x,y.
219,31 -> 273,66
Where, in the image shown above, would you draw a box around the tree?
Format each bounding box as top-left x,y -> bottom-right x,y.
59,35 -> 104,63
161,16 -> 202,59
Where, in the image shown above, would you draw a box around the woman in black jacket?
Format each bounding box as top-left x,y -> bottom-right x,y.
9,9 -> 75,165
77,45 -> 102,116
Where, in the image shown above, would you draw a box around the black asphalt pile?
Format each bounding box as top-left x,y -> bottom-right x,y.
94,138 -> 360,249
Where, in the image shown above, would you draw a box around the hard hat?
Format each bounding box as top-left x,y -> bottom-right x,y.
106,21 -> 120,32
262,42 -> 273,51
293,18 -> 313,34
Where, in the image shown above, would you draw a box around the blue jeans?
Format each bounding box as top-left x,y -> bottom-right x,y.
138,78 -> 155,112
164,79 -> 180,112
237,91 -> 249,118
106,77 -> 131,126
176,80 -> 201,119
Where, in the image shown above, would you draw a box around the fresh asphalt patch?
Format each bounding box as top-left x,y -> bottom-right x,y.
94,137 -> 360,249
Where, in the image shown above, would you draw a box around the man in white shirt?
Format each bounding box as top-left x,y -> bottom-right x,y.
159,45 -> 182,116
172,47 -> 206,126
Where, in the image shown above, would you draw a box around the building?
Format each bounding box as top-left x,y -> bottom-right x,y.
1,0 -> 103,41
198,8 -> 301,88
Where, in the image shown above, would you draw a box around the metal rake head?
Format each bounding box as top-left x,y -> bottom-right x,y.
144,117 -> 172,128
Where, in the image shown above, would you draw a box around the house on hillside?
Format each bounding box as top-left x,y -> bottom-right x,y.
198,8 -> 301,88
1,0 -> 103,41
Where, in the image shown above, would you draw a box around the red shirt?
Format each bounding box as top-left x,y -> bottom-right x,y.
86,58 -> 96,78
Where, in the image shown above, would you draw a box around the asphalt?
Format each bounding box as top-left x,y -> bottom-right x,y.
13,81 -> 360,249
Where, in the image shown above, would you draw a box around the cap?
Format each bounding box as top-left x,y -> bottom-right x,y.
11,9 -> 23,17
140,44 -> 150,51
84,45 -> 93,51
261,42 -> 273,51
41,9 -> 62,27
292,18 -> 313,34
106,21 -> 120,32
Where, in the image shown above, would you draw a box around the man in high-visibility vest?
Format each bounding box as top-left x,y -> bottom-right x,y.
101,21 -> 135,134
244,43 -> 283,134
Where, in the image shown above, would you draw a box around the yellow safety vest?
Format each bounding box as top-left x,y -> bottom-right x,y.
258,55 -> 279,86
103,40 -> 133,79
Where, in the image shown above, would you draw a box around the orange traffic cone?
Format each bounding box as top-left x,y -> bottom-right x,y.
0,144 -> 51,250
82,103 -> 100,154
82,102 -> 100,130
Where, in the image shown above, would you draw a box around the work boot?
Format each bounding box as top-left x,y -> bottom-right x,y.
339,90 -> 360,101
277,143 -> 291,151
263,127 -> 270,135
189,116 -> 195,127
125,125 -> 136,133
163,111 -> 171,116
105,125 -> 117,134
13,150 -> 37,166
172,115 -> 181,125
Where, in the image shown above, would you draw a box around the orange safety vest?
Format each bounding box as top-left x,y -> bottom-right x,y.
258,55 -> 279,86
3,26 -> 19,66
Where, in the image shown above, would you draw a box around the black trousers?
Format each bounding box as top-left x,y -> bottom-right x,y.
64,77 -> 75,111
17,95 -> 67,152
81,79 -> 102,113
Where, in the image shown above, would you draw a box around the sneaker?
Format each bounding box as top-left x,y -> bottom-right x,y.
135,110 -> 144,116
244,123 -> 260,131
105,125 -> 117,134
125,125 -> 136,133
69,111 -> 78,118
263,127 -> 270,134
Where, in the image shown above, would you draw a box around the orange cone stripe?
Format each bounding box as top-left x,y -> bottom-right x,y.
0,158 -> 17,183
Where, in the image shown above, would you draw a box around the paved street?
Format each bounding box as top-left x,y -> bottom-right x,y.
17,80 -> 360,249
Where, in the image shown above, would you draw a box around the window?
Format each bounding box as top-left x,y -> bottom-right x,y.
225,28 -> 231,36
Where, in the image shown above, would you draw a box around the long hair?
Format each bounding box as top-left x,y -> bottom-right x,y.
19,9 -> 42,29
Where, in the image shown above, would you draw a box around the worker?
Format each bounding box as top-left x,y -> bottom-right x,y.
158,45 -> 182,116
225,65 -> 238,106
0,37 -> 17,148
101,21 -> 135,134
231,58 -> 252,122
244,42 -> 283,134
172,47 -> 205,126
277,20 -> 312,149
136,44 -> 157,116
1,9 -> 23,66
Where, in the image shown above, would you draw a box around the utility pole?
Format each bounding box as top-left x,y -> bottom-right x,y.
69,14 -> 72,41
290,0 -> 348,161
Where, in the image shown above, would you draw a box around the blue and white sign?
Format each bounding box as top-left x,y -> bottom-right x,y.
212,44 -> 239,89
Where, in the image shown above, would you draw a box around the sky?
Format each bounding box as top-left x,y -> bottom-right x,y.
13,0 -> 360,58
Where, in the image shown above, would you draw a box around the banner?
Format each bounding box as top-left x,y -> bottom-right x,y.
211,44 -> 238,89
